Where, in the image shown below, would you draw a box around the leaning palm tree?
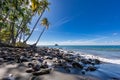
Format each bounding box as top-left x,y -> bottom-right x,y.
34,18 -> 49,46
23,0 -> 50,44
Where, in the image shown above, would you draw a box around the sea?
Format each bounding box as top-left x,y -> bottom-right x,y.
47,45 -> 120,80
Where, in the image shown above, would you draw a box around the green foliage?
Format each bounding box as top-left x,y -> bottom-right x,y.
0,0 -> 50,46
0,29 -> 11,43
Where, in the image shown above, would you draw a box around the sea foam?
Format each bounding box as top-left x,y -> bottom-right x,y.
76,51 -> 120,65
61,49 -> 120,65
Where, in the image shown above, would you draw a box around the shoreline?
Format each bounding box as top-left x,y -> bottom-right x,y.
0,47 -> 119,80
51,47 -> 120,80
64,49 -> 120,65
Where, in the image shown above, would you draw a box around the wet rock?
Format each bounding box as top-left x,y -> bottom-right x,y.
6,57 -> 15,61
65,63 -> 73,68
26,68 -> 33,73
33,64 -> 41,71
94,59 -> 100,64
81,59 -> 89,64
81,70 -> 86,74
32,68 -> 51,76
63,56 -> 74,62
72,62 -> 83,69
87,65 -> 97,71
28,63 -> 34,68
91,62 -> 95,65
67,50 -> 74,53
0,58 -> 4,62
40,63 -> 48,69
64,68 -> 71,73
44,56 -> 53,60
21,57 -> 29,62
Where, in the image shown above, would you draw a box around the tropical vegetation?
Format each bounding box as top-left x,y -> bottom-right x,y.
0,0 -> 50,47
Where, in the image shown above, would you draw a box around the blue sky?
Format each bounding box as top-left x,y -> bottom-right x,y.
28,0 -> 120,45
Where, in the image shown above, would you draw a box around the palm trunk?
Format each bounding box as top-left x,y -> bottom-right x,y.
34,27 -> 46,46
15,19 -> 24,40
23,33 -> 25,41
11,23 -> 15,46
15,13 -> 35,42
11,11 -> 15,46
19,32 -> 22,42
23,8 -> 45,43
0,27 -> 1,42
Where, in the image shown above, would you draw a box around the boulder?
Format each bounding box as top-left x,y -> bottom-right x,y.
64,68 -> 71,73
28,63 -> 34,68
72,62 -> 83,69
87,65 -> 97,71
32,68 -> 51,76
6,57 -> 14,61
26,68 -> 33,73
81,59 -> 88,64
94,59 -> 100,64
81,70 -> 86,74
0,58 -> 4,62
81,58 -> 94,64
44,56 -> 53,60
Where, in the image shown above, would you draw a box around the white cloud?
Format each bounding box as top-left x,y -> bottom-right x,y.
27,37 -> 120,45
52,17 -> 72,27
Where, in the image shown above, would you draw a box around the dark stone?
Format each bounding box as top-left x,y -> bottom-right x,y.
32,68 -> 51,76
6,57 -> 14,61
28,63 -> 34,68
44,56 -> 53,60
0,58 -> 4,62
87,66 -> 97,71
33,64 -> 41,71
72,62 -> 83,69
65,68 -> 71,73
26,68 -> 33,73
94,59 -> 100,64
81,70 -> 86,74
2,77 -> 11,80
81,59 -> 88,64
20,57 -> 29,62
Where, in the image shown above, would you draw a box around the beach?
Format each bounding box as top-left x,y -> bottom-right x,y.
0,46 -> 120,80
49,45 -> 120,80
1,0 -> 120,80
0,46 -> 101,80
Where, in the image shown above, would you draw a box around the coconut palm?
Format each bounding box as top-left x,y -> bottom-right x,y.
24,0 -> 50,43
0,0 -> 51,47
34,18 -> 49,46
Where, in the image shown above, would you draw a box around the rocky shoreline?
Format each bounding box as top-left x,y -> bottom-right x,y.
0,47 -> 101,80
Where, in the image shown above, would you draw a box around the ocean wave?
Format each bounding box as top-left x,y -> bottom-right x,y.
75,51 -> 120,65
60,49 -> 120,65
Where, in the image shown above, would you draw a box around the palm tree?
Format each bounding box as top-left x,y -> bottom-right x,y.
34,18 -> 49,46
23,0 -> 50,44
0,0 -> 51,47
